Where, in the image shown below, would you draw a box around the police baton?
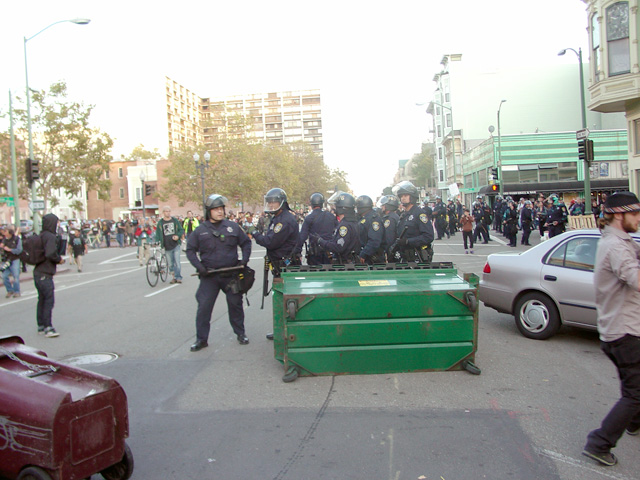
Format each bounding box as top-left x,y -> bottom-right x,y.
191,265 -> 245,276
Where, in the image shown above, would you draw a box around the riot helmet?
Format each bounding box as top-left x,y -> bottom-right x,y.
309,192 -> 324,208
334,193 -> 356,216
379,195 -> 400,212
205,194 -> 228,220
393,181 -> 419,206
355,195 -> 374,215
264,188 -> 288,213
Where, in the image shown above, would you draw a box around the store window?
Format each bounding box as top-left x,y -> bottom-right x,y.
634,119 -> 640,154
607,2 -> 630,76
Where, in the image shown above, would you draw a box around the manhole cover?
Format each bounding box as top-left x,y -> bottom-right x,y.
60,353 -> 119,366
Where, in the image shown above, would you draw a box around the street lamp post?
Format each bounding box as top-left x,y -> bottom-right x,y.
24,18 -> 90,233
139,171 -> 146,221
194,151 -> 210,218
559,47 -> 591,214
497,99 -> 507,196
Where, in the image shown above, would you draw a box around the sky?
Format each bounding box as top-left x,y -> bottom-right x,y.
1,0 -> 591,196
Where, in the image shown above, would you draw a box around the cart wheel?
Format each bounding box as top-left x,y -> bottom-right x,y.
462,359 -> 481,375
17,467 -> 53,480
100,442 -> 134,480
465,291 -> 477,312
282,366 -> 299,383
287,300 -> 297,320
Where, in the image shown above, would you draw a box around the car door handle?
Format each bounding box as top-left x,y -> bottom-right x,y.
544,275 -> 557,281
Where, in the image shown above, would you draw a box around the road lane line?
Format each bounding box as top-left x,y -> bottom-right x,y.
144,284 -> 178,297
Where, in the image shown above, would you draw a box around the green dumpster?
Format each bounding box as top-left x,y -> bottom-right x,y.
271,263 -> 480,382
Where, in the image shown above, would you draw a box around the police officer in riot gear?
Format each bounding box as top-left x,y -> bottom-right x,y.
295,192 -> 337,265
186,194 -> 252,352
379,195 -> 400,261
432,196 -> 448,240
251,188 -> 299,340
545,194 -> 568,238
391,181 -> 435,263
355,195 -> 384,264
447,199 -> 458,236
313,192 -> 360,263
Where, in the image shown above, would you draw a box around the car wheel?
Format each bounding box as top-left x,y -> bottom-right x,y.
514,292 -> 561,340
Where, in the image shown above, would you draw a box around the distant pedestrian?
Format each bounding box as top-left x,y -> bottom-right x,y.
34,213 -> 65,337
459,208 -> 474,254
583,192 -> 640,467
70,229 -> 88,272
156,206 -> 184,284
0,225 -> 23,298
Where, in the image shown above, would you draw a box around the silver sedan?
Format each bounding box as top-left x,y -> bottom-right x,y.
479,229 -> 640,340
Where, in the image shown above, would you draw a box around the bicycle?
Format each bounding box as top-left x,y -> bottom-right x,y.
145,242 -> 168,287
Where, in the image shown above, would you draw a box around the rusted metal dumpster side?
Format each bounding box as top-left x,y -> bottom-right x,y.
272,263 -> 480,382
0,336 -> 133,480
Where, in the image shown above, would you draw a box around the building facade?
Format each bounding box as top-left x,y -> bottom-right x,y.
585,0 -> 640,193
166,77 -> 323,156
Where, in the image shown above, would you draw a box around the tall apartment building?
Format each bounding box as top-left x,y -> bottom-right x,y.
165,77 -> 323,156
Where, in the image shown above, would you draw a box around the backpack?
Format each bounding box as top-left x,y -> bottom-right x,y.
19,234 -> 46,265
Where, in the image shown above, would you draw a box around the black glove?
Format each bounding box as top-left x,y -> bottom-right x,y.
198,267 -> 211,277
309,233 -> 319,244
397,237 -> 408,248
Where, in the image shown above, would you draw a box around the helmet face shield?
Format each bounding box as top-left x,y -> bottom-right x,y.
393,181 -> 418,206
205,194 -> 228,210
264,188 -> 287,213
379,195 -> 400,211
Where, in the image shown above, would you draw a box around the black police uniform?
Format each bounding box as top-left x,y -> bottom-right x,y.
253,209 -> 299,272
382,211 -> 400,261
546,203 -> 568,238
503,206 -> 518,247
396,204 -> 435,262
447,202 -> 458,236
520,207 -> 533,245
295,208 -> 337,265
358,210 -> 384,263
186,219 -> 251,344
432,201 -> 448,239
318,217 -> 360,263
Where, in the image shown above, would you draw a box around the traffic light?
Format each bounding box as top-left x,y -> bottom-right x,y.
25,158 -> 39,184
578,139 -> 595,164
31,159 -> 40,180
145,184 -> 152,196
578,139 -> 587,162
25,158 -> 32,184
586,139 -> 594,163
490,184 -> 499,192
491,167 -> 498,179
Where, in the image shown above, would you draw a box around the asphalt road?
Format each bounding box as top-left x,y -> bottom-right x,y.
1,230 -> 637,480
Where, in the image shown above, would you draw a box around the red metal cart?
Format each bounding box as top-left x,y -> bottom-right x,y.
0,336 -> 133,480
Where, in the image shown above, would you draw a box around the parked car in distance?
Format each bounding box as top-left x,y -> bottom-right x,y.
479,229 -> 640,340
19,219 -> 33,235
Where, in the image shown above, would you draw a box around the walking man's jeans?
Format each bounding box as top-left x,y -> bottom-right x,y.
2,259 -> 21,295
166,245 -> 182,280
34,274 -> 55,329
585,335 -> 640,453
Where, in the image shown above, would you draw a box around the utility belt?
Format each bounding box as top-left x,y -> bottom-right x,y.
401,244 -> 433,264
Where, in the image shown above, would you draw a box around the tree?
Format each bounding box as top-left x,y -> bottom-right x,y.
12,81 -> 113,210
125,144 -> 161,163
162,135 -> 349,211
411,143 -> 436,190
